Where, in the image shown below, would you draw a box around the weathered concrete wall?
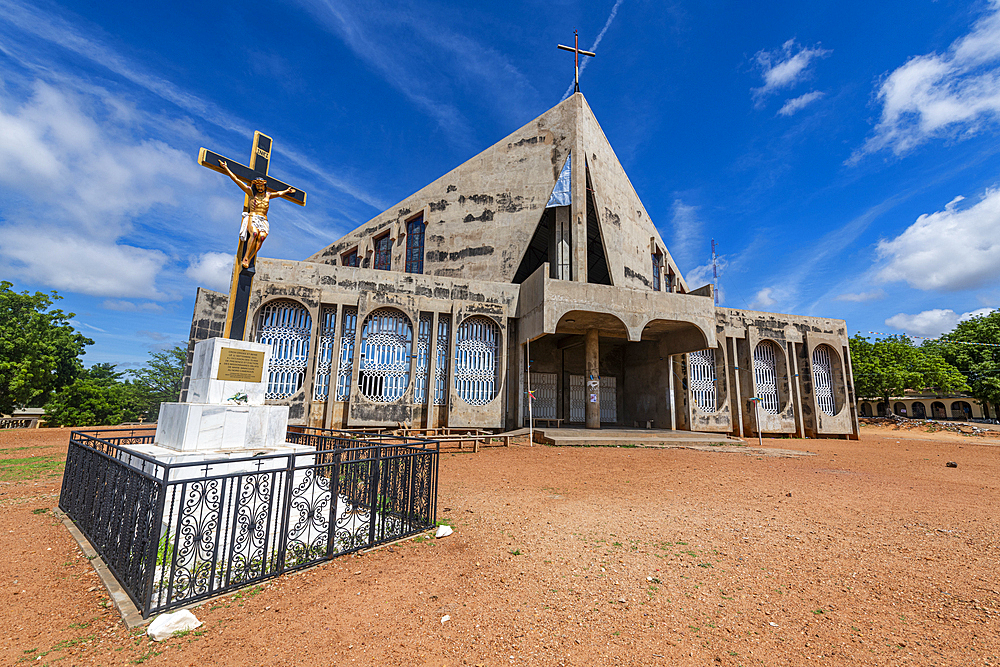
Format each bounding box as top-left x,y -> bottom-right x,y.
517,266 -> 715,348
179,288 -> 228,402
306,93 -> 687,292
710,308 -> 858,438
248,258 -> 519,429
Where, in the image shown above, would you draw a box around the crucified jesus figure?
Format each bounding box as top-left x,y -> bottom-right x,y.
218,160 -> 296,268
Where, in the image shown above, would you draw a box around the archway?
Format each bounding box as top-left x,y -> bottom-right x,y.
894,402 -> 907,417
860,402 -> 872,417
931,401 -> 947,419
951,401 -> 973,421
911,401 -> 926,419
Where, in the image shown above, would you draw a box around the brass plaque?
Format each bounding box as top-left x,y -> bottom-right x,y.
217,348 -> 265,382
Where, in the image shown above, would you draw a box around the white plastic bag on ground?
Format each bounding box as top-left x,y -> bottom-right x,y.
435,524 -> 453,538
147,609 -> 203,641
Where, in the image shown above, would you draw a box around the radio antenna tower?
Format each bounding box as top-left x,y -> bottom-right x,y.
711,239 -> 719,306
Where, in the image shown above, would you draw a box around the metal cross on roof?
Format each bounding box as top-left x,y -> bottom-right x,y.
557,29 -> 596,93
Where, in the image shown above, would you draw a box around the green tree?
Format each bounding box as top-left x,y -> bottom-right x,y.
0,282 -> 92,414
924,309 -> 1000,419
849,334 -> 968,414
129,345 -> 187,420
44,363 -> 142,427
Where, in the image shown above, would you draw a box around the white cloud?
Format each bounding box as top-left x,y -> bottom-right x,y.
750,287 -> 777,309
0,0 -> 384,210
777,91 -> 824,116
752,39 -> 830,104
1,228 -> 168,298
186,252 -> 234,292
834,289 -> 885,302
685,256 -> 727,304
854,1 -> 1000,160
876,188 -> 1000,291
670,199 -> 702,266
885,307 -> 994,337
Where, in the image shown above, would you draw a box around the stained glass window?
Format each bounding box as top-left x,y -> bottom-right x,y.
374,233 -> 391,271
405,216 -> 424,274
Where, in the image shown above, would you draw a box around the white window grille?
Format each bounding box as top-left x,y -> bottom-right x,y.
454,316 -> 500,406
358,308 -> 413,403
689,349 -> 717,413
531,373 -> 558,420
812,345 -> 837,416
257,300 -> 312,400
414,314 -> 432,404
313,307 -> 336,400
600,376 -> 617,423
569,375 -> 585,423
753,341 -> 780,415
335,307 -> 357,401
433,317 -> 450,405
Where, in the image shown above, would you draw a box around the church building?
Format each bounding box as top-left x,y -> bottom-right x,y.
182,93 -> 861,440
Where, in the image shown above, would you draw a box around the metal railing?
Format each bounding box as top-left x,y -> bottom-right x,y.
59,427 -> 438,618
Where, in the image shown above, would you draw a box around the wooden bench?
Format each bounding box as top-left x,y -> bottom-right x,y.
532,418 -> 565,428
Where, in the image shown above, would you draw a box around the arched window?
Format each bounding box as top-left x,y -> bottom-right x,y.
812,345 -> 837,416
689,348 -> 717,413
951,401 -> 972,420
860,402 -> 872,417
313,307 -> 336,400
911,401 -> 926,419
454,316 -> 501,406
413,314 -> 432,403
931,401 -> 946,419
358,308 -> 413,402
753,341 -> 780,415
257,300 -> 312,400
894,402 -> 907,416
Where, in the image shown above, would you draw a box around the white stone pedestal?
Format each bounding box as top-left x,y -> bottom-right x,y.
152,337 -> 294,454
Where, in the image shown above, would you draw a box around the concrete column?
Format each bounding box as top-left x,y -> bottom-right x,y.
585,329 -> 600,429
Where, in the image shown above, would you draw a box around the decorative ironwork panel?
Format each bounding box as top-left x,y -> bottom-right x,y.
689,349 -> 718,413
313,307 -> 336,400
374,234 -> 391,270
531,373 -> 557,420
600,376 -> 617,423
257,300 -> 312,400
358,308 -> 413,402
60,428 -> 438,619
569,375 -> 585,423
812,345 -> 837,416
335,307 -> 358,401
414,314 -> 432,403
454,317 -> 500,406
433,317 -> 450,405
405,217 -> 424,274
753,341 -> 780,415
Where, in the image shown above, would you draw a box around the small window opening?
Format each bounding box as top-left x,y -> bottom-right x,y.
341,248 -> 359,267
652,250 -> 663,291
373,233 -> 391,271
405,215 -> 425,274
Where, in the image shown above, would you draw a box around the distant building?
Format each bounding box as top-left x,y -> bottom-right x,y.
858,394 -> 992,421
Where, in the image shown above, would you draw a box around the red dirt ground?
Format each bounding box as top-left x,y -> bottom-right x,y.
1,424 -> 998,666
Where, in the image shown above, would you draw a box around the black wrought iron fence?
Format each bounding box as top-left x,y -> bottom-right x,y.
59,427 -> 438,618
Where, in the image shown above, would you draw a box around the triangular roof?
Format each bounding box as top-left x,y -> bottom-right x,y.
308,93 -> 689,292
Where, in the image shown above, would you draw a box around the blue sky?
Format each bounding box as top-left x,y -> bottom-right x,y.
2,0 -> 1000,368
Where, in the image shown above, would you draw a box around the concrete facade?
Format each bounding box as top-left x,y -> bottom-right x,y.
182,93 -> 860,440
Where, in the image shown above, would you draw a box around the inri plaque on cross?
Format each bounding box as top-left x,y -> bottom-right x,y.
198,133 -> 306,341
